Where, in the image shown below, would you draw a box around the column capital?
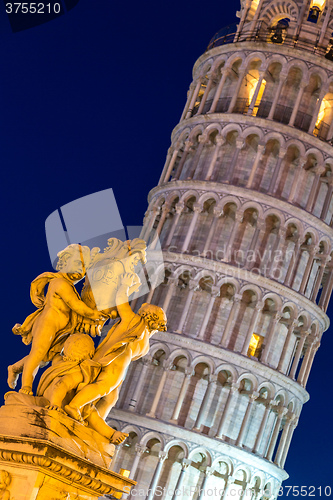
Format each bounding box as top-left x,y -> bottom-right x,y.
192,203 -> 202,214
235,212 -> 244,223
236,138 -> 245,149
233,293 -> 243,303
141,355 -> 153,367
313,165 -> 326,176
213,206 -> 223,217
210,285 -> 221,298
184,140 -> 194,151
230,382 -> 240,394
298,156 -> 308,168
200,466 -> 214,476
250,391 -> 260,401
175,202 -> 185,214
215,135 -> 226,146
276,406 -> 288,418
254,300 -> 264,311
167,276 -> 178,287
135,444 -> 148,456
188,279 -> 200,291
161,360 -> 174,371
198,134 -> 209,144
257,142 -> 266,154
278,147 -> 287,159
158,451 -> 168,462
180,458 -> 192,470
208,374 -> 219,384
184,367 -> 195,377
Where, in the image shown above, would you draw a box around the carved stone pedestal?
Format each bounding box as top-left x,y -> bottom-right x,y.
0,393 -> 134,500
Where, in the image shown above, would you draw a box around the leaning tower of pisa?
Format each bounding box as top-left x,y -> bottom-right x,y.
109,0 -> 333,498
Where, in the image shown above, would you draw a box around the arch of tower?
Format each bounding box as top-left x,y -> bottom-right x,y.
107,1 -> 333,498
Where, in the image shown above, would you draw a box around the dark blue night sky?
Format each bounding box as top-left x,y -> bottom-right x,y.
0,1 -> 331,497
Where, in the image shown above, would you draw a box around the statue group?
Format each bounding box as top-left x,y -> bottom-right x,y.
6,238 -> 167,446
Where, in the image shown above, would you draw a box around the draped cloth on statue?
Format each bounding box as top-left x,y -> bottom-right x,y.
12,272 -> 80,360
36,358 -> 102,397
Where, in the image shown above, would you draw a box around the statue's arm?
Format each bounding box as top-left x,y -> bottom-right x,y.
57,281 -> 106,320
116,284 -> 136,321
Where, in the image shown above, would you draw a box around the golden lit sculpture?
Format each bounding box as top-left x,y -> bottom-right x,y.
7,244 -> 108,396
36,333 -> 126,445
0,471 -> 11,500
63,272 -> 167,426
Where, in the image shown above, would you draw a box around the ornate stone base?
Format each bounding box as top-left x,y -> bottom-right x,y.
0,393 -> 135,499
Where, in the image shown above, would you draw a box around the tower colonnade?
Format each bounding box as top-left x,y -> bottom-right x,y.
108,1 -> 333,498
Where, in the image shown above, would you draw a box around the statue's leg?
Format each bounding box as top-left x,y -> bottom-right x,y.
46,371 -> 83,410
20,332 -> 56,394
95,386 -> 120,420
7,356 -> 28,389
86,409 -> 128,444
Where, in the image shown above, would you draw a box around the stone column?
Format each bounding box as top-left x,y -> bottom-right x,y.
247,72 -> 265,116
225,138 -> 245,182
320,177 -> 333,220
268,73 -> 287,120
188,135 -> 208,179
265,407 -> 287,461
165,202 -> 184,248
176,279 -> 199,333
327,113 -> 333,141
185,78 -> 202,119
129,445 -> 148,480
299,245 -> 318,294
158,147 -> 172,185
289,81 -> 307,126
193,375 -> 218,430
215,383 -> 240,439
220,294 -> 242,346
319,266 -> 333,310
173,140 -> 193,180
303,341 -> 320,386
261,312 -> 283,364
278,319 -> 298,372
281,417 -> 298,468
159,145 -> 179,185
209,69 -> 231,113
308,87 -> 328,134
181,203 -> 202,252
127,356 -> 152,412
202,207 -> 223,255
223,212 -> 244,261
161,277 -> 178,314
284,238 -> 301,287
228,69 -> 246,113
146,451 -> 168,500
246,143 -> 265,188
170,459 -> 191,500
246,218 -> 265,257
319,5 -> 333,46
241,301 -> 264,355
305,166 -> 325,212
146,361 -> 173,418
297,339 -> 314,386
274,413 -> 295,467
288,156 -> 307,203
267,148 -> 286,195
180,82 -> 195,121
197,286 -> 220,340
150,203 -> 170,250
269,226 -> 287,277
289,330 -> 309,380
197,467 -> 214,500
170,368 -> 194,423
311,255 -> 330,301
205,136 -> 225,180
197,74 -> 214,115
141,206 -> 160,241
236,392 -> 259,447
253,400 -> 276,453
221,477 -> 235,500
145,274 -> 162,304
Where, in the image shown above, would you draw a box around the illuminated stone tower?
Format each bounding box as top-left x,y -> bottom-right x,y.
109,0 -> 333,498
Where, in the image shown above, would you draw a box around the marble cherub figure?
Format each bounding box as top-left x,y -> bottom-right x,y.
63,272 -> 167,424
8,244 -> 108,395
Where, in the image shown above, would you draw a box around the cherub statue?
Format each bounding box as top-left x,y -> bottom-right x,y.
0,470 -> 11,500
64,272 -> 167,425
36,333 -> 127,445
8,244 -> 108,395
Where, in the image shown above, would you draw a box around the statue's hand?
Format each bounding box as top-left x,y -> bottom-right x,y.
120,272 -> 136,287
91,310 -> 109,321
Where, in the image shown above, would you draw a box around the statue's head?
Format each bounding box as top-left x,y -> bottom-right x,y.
138,303 -> 167,334
63,333 -> 95,362
56,244 -> 92,282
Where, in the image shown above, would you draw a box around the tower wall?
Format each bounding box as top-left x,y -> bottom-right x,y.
107,1 -> 333,498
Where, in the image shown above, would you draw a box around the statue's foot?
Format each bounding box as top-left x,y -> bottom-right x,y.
19,386 -> 33,395
111,431 -> 129,445
64,404 -> 84,423
7,365 -> 20,389
46,404 -> 66,415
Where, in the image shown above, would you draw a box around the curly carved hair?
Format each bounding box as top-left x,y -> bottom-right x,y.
138,303 -> 167,331
63,333 -> 95,362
